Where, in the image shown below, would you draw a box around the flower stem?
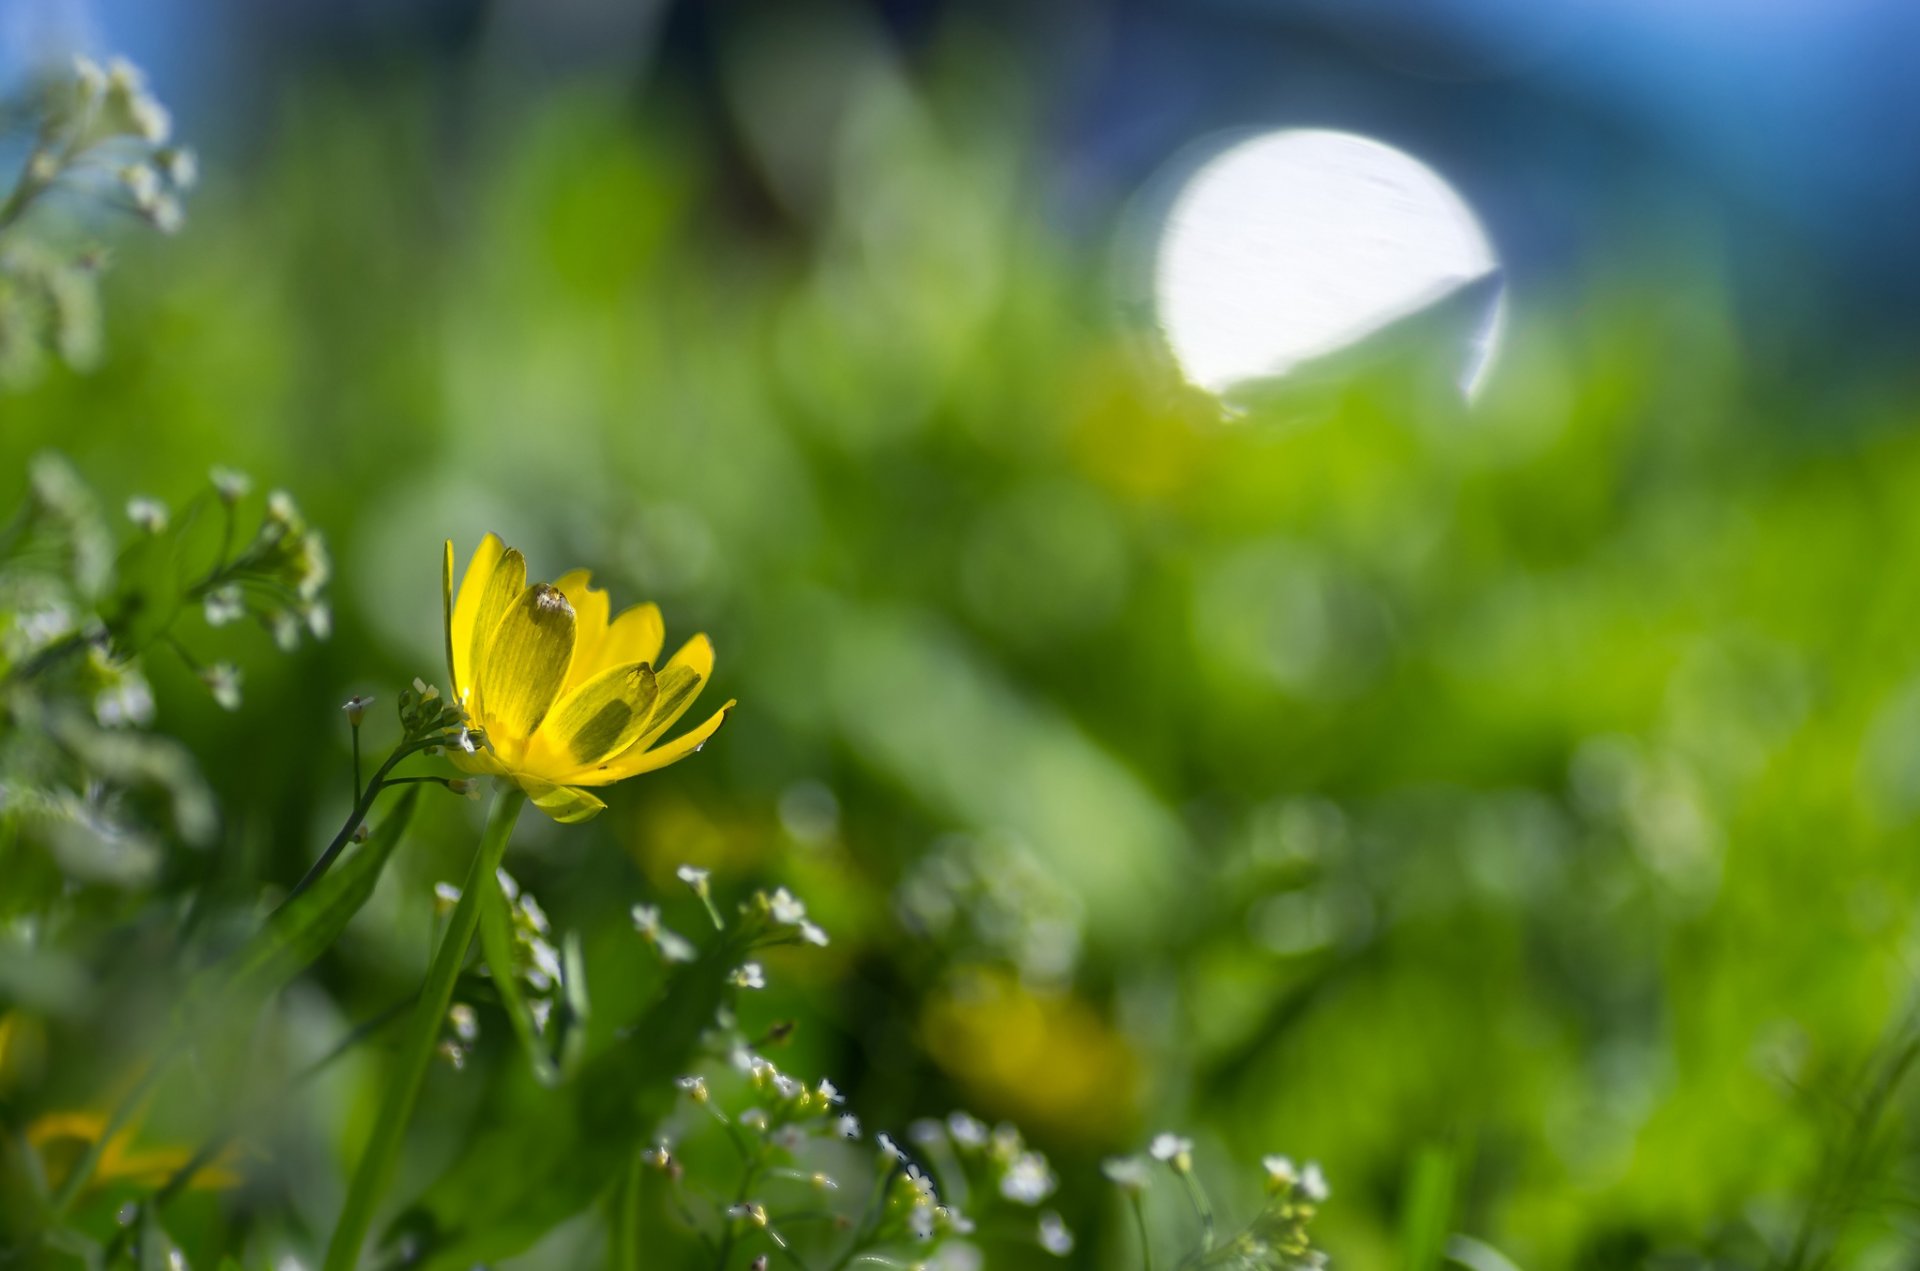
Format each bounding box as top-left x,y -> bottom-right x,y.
321,786 -> 526,1271
279,735 -> 446,909
1129,1191 -> 1155,1271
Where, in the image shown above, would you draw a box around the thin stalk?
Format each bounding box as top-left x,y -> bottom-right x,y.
321,787 -> 526,1271
279,735 -> 447,908
1178,1167 -> 1215,1254
1130,1191 -> 1155,1271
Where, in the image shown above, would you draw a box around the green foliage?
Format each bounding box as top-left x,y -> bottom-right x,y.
5,18 -> 1920,1271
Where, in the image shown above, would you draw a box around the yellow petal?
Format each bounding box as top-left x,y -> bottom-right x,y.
633,634 -> 713,749
527,661 -> 659,771
599,602 -> 666,675
553,569 -> 612,692
520,780 -> 607,824
476,582 -> 576,748
449,534 -> 505,702
466,548 -> 527,720
577,700 -> 735,785
442,541 -> 457,697
449,746 -> 508,778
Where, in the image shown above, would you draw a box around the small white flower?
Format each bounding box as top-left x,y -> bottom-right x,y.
1299,1161 -> 1330,1203
817,1077 -> 843,1104
877,1132 -> 907,1162
203,584 -> 244,627
1038,1212 -> 1074,1256
447,1003 -> 478,1043
434,882 -> 462,914
94,676 -> 154,729
999,1152 -> 1056,1205
201,662 -> 242,711
632,905 -> 696,963
1149,1132 -> 1193,1164
519,894 -> 551,935
834,1114 -> 861,1139
676,864 -> 710,891
126,496 -> 167,532
675,1075 -> 708,1103
209,466 -> 250,503
730,962 -> 766,990
768,887 -> 807,924
947,1111 -> 988,1148
798,920 -> 830,947
527,937 -> 563,990
1102,1155 -> 1151,1191
1263,1154 -> 1298,1191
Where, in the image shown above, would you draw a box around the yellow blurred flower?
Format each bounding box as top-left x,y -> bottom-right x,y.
922,967 -> 1140,1143
26,1111 -> 238,1196
442,534 -> 734,823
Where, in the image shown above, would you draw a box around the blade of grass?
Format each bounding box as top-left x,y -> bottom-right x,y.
322,786 -> 525,1271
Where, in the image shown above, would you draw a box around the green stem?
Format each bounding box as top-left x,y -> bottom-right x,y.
1130,1191 -> 1155,1271
279,735 -> 448,908
1178,1167 -> 1215,1254
322,787 -> 527,1271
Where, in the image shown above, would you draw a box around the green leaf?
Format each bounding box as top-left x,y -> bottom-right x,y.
378,935 -> 738,1268
323,788 -> 526,1271
1399,1144 -> 1461,1271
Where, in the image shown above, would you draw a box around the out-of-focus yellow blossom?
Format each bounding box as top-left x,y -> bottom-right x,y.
443,534 -> 733,823
922,966 -> 1140,1143
26,1111 -> 239,1195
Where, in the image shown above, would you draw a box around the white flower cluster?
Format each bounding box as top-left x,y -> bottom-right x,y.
1105,1132 -> 1331,1270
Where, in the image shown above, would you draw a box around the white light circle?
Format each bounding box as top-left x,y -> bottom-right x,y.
1150,128 -> 1503,398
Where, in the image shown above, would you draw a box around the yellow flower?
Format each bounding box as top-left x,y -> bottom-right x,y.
442,534 -> 734,823
27,1110 -> 240,1194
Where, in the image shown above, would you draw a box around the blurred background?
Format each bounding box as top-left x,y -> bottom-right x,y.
6,0 -> 1920,1266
